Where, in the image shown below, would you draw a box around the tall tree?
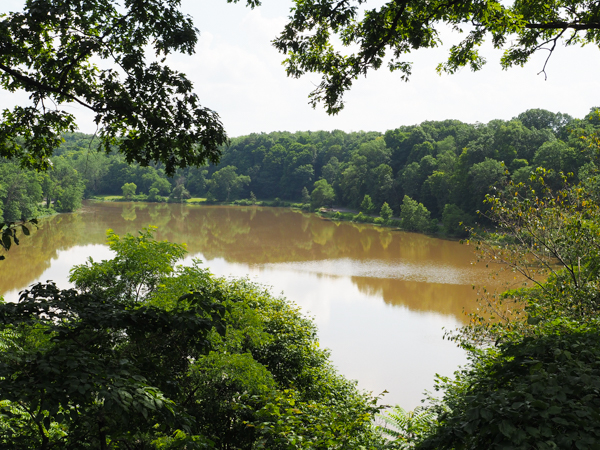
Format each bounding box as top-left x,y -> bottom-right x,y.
207,165 -> 251,201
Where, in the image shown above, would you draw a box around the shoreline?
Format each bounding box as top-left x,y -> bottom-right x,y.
87,196 -> 466,240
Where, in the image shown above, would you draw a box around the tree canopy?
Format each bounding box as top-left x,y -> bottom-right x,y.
0,0 -> 244,174
404,131 -> 600,449
5,107 -> 600,239
2,0 -> 598,172
275,0 -> 600,113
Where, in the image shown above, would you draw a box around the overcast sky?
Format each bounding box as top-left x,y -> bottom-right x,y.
2,0 -> 600,137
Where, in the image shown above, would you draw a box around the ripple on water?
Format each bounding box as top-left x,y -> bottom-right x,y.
259,258 -> 480,285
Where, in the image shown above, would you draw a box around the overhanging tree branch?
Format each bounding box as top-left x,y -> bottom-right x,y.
526,21 -> 600,30
0,63 -> 97,111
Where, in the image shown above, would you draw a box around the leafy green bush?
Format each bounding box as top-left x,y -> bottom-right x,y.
0,228 -> 385,448
378,406 -> 437,449
360,194 -> 376,214
400,196 -> 431,231
420,166 -> 600,450
380,202 -> 394,220
353,211 -> 374,223
121,182 -> 137,199
232,198 -> 254,206
420,326 -> 600,450
332,212 -> 354,221
147,187 -> 165,202
311,179 -> 335,209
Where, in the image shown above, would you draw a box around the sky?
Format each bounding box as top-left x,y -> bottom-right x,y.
2,0 -> 600,137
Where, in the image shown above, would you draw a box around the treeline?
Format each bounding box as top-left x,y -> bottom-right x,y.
215,107 -> 599,233
4,108 -> 600,233
0,157 -> 84,223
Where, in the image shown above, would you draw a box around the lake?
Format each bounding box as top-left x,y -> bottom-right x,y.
0,201 -> 500,409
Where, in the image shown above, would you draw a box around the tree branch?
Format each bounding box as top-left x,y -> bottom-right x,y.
526,21 -> 600,31
361,1 -> 408,68
0,63 -> 97,111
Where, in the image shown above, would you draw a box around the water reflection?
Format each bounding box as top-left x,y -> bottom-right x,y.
1,201 -> 505,408
1,202 -> 493,320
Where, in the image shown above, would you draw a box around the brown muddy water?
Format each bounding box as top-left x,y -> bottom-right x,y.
0,201 -> 515,408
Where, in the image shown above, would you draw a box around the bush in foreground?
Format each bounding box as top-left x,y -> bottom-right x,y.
0,228 -> 384,449
419,325 -> 600,450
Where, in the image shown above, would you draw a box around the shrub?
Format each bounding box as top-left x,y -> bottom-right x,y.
311,179 -> 335,209
380,202 -> 394,220
0,229 -> 386,448
353,212 -> 374,223
400,195 -> 431,231
420,327 -> 600,450
121,182 -> 137,200
360,194 -> 375,214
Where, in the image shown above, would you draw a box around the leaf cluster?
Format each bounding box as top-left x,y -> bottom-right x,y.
0,218 -> 37,260
1,227 -> 385,448
0,281 -> 225,449
413,135 -> 600,448
420,327 -> 600,450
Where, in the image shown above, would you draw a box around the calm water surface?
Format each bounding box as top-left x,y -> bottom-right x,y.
1,201 -> 502,408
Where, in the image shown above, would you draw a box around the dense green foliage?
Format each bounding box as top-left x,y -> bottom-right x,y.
377,406 -> 436,449
420,327 -> 600,449
0,228 -> 384,448
3,0 -> 597,172
0,156 -> 83,224
172,107 -> 600,233
8,108 -> 599,236
4,114 -> 600,446
275,0 -> 600,113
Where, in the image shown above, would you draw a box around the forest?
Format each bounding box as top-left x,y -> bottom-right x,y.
2,107 -> 599,237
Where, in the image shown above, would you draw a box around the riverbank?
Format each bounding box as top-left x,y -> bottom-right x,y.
88,195 -> 469,239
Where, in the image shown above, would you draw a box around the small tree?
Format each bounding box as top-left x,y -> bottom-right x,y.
148,187 -> 161,202
360,194 -> 375,214
56,182 -> 84,212
169,184 -> 191,203
207,166 -> 251,202
150,178 -> 172,196
400,195 -> 431,231
121,182 -> 137,200
301,186 -> 311,204
311,179 -> 335,209
249,191 -> 257,204
380,202 -> 393,220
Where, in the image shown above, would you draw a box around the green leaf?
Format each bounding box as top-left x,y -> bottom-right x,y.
2,234 -> 12,251
498,420 -> 516,438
